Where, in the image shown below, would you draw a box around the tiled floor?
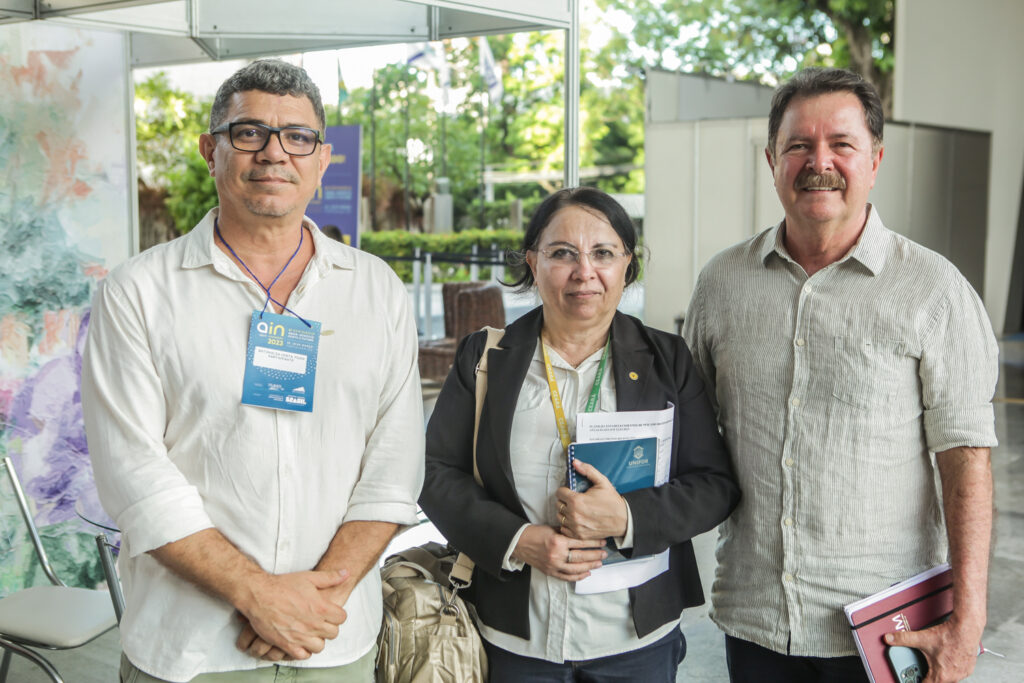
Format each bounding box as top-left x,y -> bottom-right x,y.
8,342 -> 1024,682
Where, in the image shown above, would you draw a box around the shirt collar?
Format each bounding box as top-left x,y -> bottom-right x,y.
181,207 -> 355,274
760,204 -> 888,276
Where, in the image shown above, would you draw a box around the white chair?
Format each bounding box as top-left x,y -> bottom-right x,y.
0,457 -> 120,683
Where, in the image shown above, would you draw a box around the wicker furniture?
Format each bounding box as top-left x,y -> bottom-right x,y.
419,282 -> 506,382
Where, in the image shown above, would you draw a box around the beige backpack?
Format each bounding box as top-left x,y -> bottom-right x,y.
375,327 -> 503,683
376,543 -> 488,683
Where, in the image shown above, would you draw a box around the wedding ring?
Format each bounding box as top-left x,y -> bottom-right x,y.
560,513 -> 566,527
567,550 -> 573,563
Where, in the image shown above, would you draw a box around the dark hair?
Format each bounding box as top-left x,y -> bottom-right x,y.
767,67 -> 883,160
210,59 -> 326,134
504,187 -> 640,291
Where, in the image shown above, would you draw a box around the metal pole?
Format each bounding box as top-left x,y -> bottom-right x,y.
470,243 -> 479,281
96,534 -> 125,623
424,252 -> 434,339
370,70 -> 377,229
2,457 -> 64,586
441,111 -> 448,180
563,0 -> 580,189
413,247 -> 422,333
479,95 -> 487,229
404,77 -> 412,231
492,241 -> 504,283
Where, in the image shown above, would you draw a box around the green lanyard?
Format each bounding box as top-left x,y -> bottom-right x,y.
540,335 -> 611,454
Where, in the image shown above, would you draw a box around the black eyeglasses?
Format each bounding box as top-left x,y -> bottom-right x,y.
211,121 -> 322,156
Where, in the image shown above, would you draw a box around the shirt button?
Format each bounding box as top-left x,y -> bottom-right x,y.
784,573 -> 795,583
795,338 -> 805,347
784,518 -> 794,527
791,397 -> 801,407
785,458 -> 795,467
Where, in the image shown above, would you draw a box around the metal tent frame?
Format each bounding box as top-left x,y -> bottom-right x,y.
0,0 -> 580,186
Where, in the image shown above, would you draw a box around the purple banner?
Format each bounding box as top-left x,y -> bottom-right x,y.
306,125 -> 361,248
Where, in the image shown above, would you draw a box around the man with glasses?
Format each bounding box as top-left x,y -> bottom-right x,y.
83,60 -> 424,682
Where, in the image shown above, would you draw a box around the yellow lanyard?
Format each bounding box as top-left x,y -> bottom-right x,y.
540,335 -> 611,454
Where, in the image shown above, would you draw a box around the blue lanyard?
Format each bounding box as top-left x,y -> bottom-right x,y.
215,217 -> 311,327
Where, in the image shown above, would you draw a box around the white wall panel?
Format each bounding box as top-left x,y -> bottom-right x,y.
896,0 -> 1024,330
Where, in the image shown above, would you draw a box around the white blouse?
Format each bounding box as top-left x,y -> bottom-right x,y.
476,340 -> 678,662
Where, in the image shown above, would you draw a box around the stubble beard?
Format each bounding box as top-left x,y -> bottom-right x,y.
241,194 -> 300,218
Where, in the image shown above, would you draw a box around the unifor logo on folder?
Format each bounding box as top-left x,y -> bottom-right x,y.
567,437 -> 658,494
567,436 -> 658,566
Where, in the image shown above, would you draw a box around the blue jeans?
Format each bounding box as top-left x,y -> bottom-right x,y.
725,635 -> 869,683
484,628 -> 686,683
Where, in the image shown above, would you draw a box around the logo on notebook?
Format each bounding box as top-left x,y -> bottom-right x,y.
628,444 -> 649,467
892,613 -> 910,631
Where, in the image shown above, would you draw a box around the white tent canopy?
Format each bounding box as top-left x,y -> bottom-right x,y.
0,0 -> 581,185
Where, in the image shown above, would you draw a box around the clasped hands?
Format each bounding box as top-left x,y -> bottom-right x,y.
234,568 -> 353,663
513,460 -> 628,581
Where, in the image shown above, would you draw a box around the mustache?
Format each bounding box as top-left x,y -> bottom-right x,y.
243,170 -> 299,184
795,170 -> 846,190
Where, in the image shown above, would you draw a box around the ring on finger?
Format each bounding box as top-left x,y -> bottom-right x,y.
567,550 -> 573,563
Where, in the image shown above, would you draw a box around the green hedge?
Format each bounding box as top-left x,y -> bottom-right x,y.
361,229 -> 525,283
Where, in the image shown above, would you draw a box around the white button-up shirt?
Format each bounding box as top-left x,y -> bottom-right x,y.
478,342 -> 677,662
684,206 -> 998,657
82,209 -> 424,681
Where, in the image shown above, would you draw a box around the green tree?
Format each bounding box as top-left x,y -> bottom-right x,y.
594,0 -> 895,114
134,73 -> 210,188
134,73 -> 215,240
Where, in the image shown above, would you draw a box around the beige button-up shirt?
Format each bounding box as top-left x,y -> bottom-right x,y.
683,206 -> 997,656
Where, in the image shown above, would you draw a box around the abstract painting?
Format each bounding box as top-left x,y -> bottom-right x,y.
0,22 -> 131,595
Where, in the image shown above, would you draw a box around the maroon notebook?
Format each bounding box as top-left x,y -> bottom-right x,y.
843,564 -> 953,683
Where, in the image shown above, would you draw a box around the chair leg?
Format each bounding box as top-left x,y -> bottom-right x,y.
96,533 -> 125,624
0,638 -> 64,683
0,648 -> 10,682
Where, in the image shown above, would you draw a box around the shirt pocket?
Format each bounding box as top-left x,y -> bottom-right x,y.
831,336 -> 907,409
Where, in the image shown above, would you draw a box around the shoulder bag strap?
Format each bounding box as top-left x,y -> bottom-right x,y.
450,325 -> 505,591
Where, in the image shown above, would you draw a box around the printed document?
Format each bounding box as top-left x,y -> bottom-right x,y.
573,403 -> 674,594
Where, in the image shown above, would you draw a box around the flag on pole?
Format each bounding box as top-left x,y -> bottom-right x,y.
478,36 -> 503,106
337,56 -> 349,106
336,56 -> 348,125
408,42 -> 451,114
406,42 -> 434,70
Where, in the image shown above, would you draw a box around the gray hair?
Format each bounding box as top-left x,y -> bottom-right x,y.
209,59 -> 326,133
767,67 -> 883,160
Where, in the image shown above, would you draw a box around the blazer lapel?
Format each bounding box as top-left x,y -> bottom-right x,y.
611,313 -> 655,412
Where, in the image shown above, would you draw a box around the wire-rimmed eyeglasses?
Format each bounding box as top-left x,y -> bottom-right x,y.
536,246 -> 628,268
211,121 -> 322,156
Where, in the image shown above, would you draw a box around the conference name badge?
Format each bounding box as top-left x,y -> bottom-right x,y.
241,311 -> 321,412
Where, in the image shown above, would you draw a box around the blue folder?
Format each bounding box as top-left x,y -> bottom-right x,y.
567,437 -> 658,494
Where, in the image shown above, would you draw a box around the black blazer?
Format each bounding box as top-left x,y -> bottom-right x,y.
419,307 -> 740,640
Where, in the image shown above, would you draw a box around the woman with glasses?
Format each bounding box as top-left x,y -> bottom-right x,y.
419,187 -> 740,682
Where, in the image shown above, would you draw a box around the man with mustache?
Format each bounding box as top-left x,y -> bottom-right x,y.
82,60 -> 424,682
683,68 -> 996,683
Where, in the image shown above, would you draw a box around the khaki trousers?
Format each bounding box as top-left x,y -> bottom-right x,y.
119,647 -> 376,683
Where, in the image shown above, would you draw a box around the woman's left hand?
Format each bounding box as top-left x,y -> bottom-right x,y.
556,460 -> 628,541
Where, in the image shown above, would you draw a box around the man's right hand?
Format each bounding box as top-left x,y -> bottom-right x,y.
234,569 -> 349,660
